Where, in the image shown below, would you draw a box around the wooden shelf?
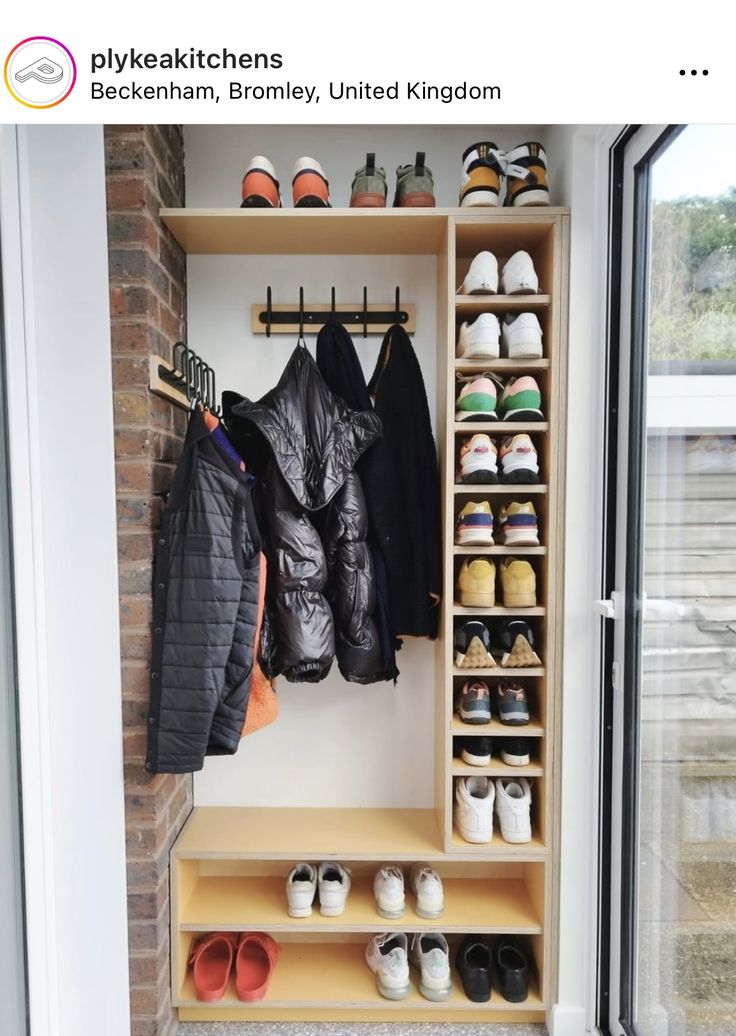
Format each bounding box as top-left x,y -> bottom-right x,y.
454,359 -> 550,372
451,716 -> 545,737
449,828 -> 547,857
174,807 -> 444,861
452,666 -> 545,678
180,876 -> 542,934
455,295 -> 551,311
454,485 -> 547,495
452,760 -> 544,778
177,941 -> 544,1010
453,605 -> 545,617
453,422 -> 548,434
454,546 -> 547,556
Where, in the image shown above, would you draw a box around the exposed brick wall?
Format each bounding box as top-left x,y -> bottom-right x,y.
105,125 -> 190,1036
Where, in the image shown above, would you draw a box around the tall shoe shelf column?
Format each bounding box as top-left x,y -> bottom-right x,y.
161,208 -> 569,1024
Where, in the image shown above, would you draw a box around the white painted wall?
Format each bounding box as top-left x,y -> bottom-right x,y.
0,125 -> 130,1036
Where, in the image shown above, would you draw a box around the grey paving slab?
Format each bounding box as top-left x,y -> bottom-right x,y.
179,1023 -> 547,1036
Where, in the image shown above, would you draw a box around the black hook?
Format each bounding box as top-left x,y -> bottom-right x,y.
395,286 -> 401,324
362,286 -> 368,339
331,286 -> 336,322
266,286 -> 272,338
299,286 -> 304,339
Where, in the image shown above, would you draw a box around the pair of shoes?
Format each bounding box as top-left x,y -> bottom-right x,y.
457,433 -> 539,485
456,374 -> 545,422
455,776 -> 533,844
374,864 -> 444,919
456,679 -> 531,726
456,312 -> 544,360
286,862 -> 351,917
460,140 -> 550,208
365,932 -> 452,1001
350,151 -> 436,208
459,250 -> 539,296
456,935 -> 530,1003
457,736 -> 530,767
188,931 -> 279,1002
455,501 -> 539,546
686,434 -> 736,474
454,619 -> 541,669
242,156 -> 331,208
456,557 -> 537,608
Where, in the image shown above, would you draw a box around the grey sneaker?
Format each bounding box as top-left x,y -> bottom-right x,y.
393,151 -> 435,207
350,152 -> 387,207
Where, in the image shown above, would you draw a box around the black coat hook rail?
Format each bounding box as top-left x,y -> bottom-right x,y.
148,342 -> 221,414
251,285 -> 416,337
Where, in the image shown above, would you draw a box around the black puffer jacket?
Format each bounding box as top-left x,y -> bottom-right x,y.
223,345 -> 385,684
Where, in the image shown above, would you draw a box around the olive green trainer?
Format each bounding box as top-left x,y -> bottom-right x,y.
393,151 -> 436,207
350,152 -> 388,207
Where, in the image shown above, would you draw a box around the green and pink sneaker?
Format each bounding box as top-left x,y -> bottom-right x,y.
455,376 -> 498,422
498,376 -> 544,422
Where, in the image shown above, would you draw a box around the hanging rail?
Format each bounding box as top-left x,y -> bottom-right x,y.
148,342 -> 221,414
251,285 -> 415,338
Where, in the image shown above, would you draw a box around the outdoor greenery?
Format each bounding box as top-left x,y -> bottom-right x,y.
649,187 -> 736,361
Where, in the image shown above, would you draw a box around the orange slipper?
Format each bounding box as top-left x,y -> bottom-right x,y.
235,932 -> 280,1001
188,932 -> 238,1002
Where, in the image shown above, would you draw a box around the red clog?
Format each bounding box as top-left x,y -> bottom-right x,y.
188,932 -> 238,1002
234,932 -> 280,1001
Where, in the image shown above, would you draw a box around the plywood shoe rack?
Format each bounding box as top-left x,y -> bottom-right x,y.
161,206 -> 569,1023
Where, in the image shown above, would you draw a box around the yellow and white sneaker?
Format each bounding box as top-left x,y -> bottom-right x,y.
499,502 -> 539,546
504,142 -> 550,207
459,141 -> 505,207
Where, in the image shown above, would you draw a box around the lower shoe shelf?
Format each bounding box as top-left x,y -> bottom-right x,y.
176,940 -> 544,1012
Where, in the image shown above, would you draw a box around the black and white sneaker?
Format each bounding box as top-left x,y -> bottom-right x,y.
460,737 -> 493,766
497,620 -> 541,668
501,738 -> 530,766
454,621 -> 496,669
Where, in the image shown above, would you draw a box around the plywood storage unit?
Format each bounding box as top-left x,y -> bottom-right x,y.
163,207 -> 569,1023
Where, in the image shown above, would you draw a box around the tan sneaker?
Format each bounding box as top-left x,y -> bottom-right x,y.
498,502 -> 539,546
500,559 -> 536,608
457,558 -> 496,607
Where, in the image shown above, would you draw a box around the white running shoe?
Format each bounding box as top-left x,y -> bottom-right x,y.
373,866 -> 405,919
455,775 -> 494,844
365,932 -> 411,1000
501,251 -> 539,295
459,251 -> 499,294
501,312 -> 543,359
318,862 -> 351,916
410,864 -> 444,919
286,862 -> 317,917
410,932 -> 452,1001
495,777 -> 532,844
456,313 -> 501,359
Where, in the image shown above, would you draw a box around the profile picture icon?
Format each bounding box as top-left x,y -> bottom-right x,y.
4,37 -> 76,108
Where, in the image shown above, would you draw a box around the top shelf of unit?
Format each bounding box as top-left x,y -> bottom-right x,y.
160,207 -> 570,255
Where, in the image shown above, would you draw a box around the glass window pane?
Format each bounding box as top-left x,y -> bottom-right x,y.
637,124 -> 736,1036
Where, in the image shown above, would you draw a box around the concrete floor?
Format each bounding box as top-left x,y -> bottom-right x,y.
180,1025 -> 547,1035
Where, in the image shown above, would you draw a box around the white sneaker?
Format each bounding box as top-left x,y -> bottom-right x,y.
501,251 -> 539,295
456,313 -> 501,359
410,864 -> 444,919
318,862 -> 351,916
455,775 -> 494,843
373,866 -> 405,919
365,932 -> 411,1000
286,862 -> 317,917
495,777 -> 532,843
410,932 -> 452,1002
501,313 -> 543,359
458,251 -> 498,294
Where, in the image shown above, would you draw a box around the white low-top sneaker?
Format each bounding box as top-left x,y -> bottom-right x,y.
373,866 -> 405,919
495,777 -> 532,843
459,250 -> 499,294
286,862 -> 317,917
456,313 -> 501,359
455,775 -> 494,843
410,864 -> 444,919
318,861 -> 351,916
365,932 -> 411,1000
410,932 -> 452,1002
501,313 -> 543,359
501,251 -> 539,295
